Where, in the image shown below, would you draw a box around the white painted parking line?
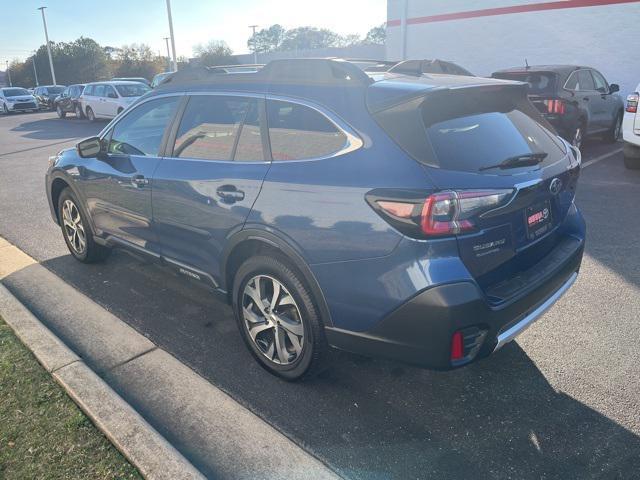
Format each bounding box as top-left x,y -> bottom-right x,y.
582,148 -> 623,168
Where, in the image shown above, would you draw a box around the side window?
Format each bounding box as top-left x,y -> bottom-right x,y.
105,86 -> 117,99
591,70 -> 608,93
577,70 -> 595,91
565,72 -> 578,90
107,96 -> 180,157
172,95 -> 251,161
83,85 -> 92,96
266,100 -> 347,161
94,85 -> 106,97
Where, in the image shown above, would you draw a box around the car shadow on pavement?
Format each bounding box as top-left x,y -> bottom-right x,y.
4,249 -> 638,480
10,116 -> 104,141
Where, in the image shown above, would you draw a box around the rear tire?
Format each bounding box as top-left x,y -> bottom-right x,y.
605,112 -> 622,143
570,122 -> 585,150
86,106 -> 96,122
623,143 -> 640,170
232,255 -> 329,381
57,188 -> 110,263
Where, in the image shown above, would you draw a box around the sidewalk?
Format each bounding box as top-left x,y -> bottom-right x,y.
0,237 -> 341,480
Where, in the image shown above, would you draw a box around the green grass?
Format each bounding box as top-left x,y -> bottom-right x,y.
0,317 -> 142,480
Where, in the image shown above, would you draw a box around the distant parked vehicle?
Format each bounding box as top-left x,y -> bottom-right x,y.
54,84 -> 86,119
80,81 -> 151,121
622,84 -> 640,169
492,65 -> 623,149
0,87 -> 39,114
388,59 -> 474,76
111,77 -> 150,86
33,85 -> 66,110
150,71 -> 175,88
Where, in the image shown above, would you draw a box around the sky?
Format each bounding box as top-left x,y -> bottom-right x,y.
0,0 -> 387,66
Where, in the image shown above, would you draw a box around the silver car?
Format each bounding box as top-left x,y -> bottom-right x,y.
0,87 -> 39,114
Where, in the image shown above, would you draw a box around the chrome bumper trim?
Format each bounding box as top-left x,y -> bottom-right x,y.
493,272 -> 578,352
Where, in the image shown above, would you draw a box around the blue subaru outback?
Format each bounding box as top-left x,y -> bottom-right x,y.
45,59 -> 585,380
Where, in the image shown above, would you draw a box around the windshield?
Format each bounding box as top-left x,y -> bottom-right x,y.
3,88 -> 30,97
47,86 -> 65,95
115,84 -> 151,97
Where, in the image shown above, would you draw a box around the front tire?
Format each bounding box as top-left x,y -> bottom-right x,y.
86,106 -> 96,122
57,188 -> 110,263
2,103 -> 9,115
56,105 -> 66,119
75,104 -> 84,118
233,255 -> 328,381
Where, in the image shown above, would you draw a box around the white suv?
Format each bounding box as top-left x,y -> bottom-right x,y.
623,84 -> 640,169
80,81 -> 150,121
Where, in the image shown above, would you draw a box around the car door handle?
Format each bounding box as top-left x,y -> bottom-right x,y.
131,175 -> 149,187
216,185 -> 245,203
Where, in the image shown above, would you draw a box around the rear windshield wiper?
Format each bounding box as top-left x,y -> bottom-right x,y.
479,152 -> 548,171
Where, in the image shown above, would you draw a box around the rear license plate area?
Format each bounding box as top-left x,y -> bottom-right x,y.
526,200 -> 552,240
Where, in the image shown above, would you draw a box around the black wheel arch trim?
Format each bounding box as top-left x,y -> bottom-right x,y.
222,227 -> 334,327
47,171 -> 98,237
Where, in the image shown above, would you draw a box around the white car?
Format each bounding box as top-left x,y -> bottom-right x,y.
80,81 -> 151,121
623,84 -> 640,169
0,87 -> 39,114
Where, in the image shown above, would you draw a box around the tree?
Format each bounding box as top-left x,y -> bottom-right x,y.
363,24 -> 386,45
248,24 -> 286,53
192,40 -> 236,66
112,43 -> 165,80
280,27 -> 342,51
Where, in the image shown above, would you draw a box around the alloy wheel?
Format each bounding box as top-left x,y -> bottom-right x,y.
56,105 -> 63,118
62,199 -> 87,255
75,105 -> 82,117
2,103 -> 8,114
242,275 -> 304,365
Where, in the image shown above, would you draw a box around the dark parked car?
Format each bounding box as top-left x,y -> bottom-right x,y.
492,65 -> 623,149
33,85 -> 66,110
54,84 -> 86,118
151,71 -> 175,88
45,59 -> 585,380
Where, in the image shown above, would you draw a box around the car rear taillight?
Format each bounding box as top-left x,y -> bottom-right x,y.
368,189 -> 513,238
544,99 -> 565,115
626,93 -> 639,113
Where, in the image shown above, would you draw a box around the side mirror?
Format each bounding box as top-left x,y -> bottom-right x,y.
77,136 -> 102,158
609,83 -> 620,94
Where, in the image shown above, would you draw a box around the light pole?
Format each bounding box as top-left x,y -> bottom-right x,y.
38,7 -> 57,85
163,37 -> 171,71
249,25 -> 258,64
6,61 -> 12,87
165,0 -> 178,71
32,52 -> 39,86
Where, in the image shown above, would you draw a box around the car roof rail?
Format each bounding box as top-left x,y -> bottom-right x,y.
162,58 -> 374,87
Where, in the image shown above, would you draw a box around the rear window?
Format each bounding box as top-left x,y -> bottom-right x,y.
492,72 -> 557,95
373,88 -> 567,172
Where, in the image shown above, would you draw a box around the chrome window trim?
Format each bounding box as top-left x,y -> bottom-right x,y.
98,90 -> 364,163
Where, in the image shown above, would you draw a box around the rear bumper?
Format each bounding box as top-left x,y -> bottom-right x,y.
325,232 -> 584,370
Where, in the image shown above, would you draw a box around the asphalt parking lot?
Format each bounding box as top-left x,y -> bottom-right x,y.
1,111 -> 639,479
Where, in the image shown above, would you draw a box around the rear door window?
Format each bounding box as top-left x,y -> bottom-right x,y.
94,85 -> 106,97
266,100 -> 347,160
172,95 -> 254,161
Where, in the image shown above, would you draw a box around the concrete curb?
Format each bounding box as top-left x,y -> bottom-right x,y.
0,283 -> 206,480
0,237 -> 343,480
